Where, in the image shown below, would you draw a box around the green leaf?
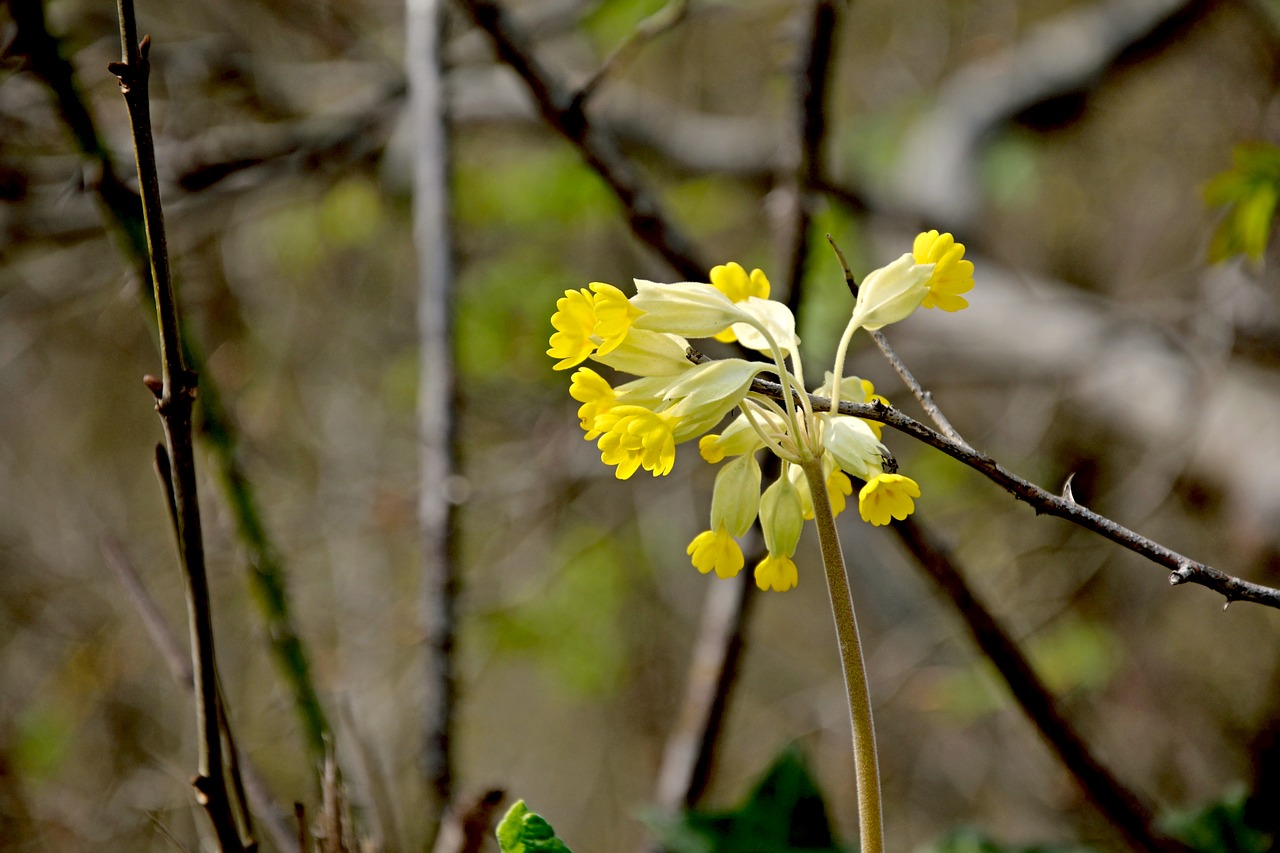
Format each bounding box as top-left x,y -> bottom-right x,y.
646,744 -> 849,853
1204,142 -> 1280,263
1158,788 -> 1272,853
496,801 -> 574,853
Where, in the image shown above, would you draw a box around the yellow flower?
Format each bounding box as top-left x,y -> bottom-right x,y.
687,525 -> 745,579
594,405 -> 679,479
568,367 -> 616,439
589,281 -> 644,356
825,468 -> 854,517
912,231 -> 974,312
547,282 -> 643,370
548,287 -> 598,370
754,554 -> 798,592
710,263 -> 771,343
858,473 -> 921,526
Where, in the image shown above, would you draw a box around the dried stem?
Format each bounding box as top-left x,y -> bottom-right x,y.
110,4 -> 248,848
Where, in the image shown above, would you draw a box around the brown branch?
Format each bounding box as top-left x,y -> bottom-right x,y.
12,0 -> 333,765
99,537 -> 295,851
779,0 -> 839,313
748,376 -> 1280,609
109,4 -> 248,849
455,0 -> 707,280
652,548 -> 758,814
889,517 -> 1192,853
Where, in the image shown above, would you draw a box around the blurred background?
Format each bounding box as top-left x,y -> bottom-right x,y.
2,0 -> 1280,850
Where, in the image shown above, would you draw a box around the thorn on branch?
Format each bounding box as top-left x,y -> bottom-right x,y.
1061,472 -> 1077,503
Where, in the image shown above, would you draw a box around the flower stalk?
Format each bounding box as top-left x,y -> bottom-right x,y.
799,456 -> 883,853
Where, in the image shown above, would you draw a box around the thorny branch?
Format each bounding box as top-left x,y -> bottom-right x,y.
749,375 -> 1280,610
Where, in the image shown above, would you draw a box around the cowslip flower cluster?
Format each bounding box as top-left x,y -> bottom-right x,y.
548,235 -> 974,592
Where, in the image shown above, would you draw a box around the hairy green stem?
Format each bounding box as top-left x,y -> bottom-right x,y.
798,458 -> 883,853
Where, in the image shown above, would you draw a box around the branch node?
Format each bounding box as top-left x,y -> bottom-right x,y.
192,774 -> 214,804
1169,564 -> 1194,586
143,374 -> 163,397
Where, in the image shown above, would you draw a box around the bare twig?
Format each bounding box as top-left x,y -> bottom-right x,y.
12,0 -> 333,765
571,0 -> 690,110
99,540 -> 295,850
109,4 -> 248,848
408,0 -> 459,842
456,0 -> 707,280
779,0 -> 839,313
748,376 -> 1280,609
889,517 -> 1191,853
652,554 -> 757,813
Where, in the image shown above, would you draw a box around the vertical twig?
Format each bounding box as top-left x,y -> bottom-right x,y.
109,4 -> 248,849
779,0 -> 839,315
408,0 -> 459,842
651,556 -> 757,814
102,537 -> 294,850
13,0 -> 332,765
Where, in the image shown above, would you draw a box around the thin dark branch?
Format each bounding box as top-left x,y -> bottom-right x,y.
99,537 -> 294,851
780,0 -> 839,314
653,551 -> 758,812
748,377 -> 1280,609
13,0 -> 333,764
571,0 -> 690,110
889,518 -> 1191,853
455,0 -> 707,280
110,4 -> 247,848
408,0 -> 459,843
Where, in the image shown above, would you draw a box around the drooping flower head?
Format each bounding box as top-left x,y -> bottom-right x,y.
551,240 -> 972,589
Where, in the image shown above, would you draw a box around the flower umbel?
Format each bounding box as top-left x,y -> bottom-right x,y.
552,242 -> 973,585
